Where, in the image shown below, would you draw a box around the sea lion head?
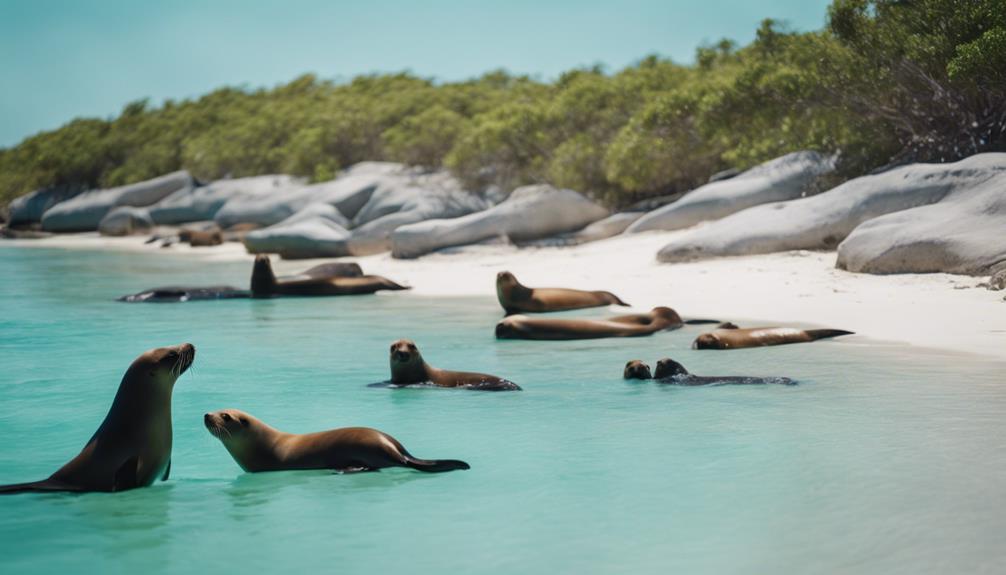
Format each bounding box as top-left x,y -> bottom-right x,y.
389,339 -> 427,383
654,358 -> 689,378
495,270 -> 521,301
250,254 -> 277,295
650,306 -> 683,324
127,343 -> 196,388
203,409 -> 254,440
692,333 -> 725,350
203,409 -> 265,471
623,360 -> 652,380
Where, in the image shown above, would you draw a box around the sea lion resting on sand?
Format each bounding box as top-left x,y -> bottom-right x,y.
496,306 -> 712,340
380,339 -> 521,391
0,343 -> 195,494
251,255 -> 407,297
496,271 -> 628,315
623,358 -> 795,386
204,409 -> 470,473
692,326 -> 854,350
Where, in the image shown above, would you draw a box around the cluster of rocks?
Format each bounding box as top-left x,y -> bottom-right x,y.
6,149 -> 1005,278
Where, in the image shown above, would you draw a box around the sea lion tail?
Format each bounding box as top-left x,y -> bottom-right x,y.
402,456 -> 471,473
683,319 -> 721,325
610,294 -> 630,307
381,278 -> 411,291
805,329 -> 855,341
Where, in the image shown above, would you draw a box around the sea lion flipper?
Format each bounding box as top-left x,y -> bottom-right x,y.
113,456 -> 140,492
161,459 -> 171,481
402,456 -> 471,473
335,466 -> 377,474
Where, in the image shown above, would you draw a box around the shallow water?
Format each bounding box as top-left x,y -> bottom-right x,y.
1,246 -> 1004,574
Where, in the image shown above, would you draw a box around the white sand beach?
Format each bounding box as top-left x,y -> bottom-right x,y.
9,230 -> 1005,360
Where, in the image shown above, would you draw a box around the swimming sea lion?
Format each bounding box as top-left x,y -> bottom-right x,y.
692,327 -> 854,350
118,286 -> 249,303
496,271 -> 629,315
250,255 -> 408,297
0,343 -> 195,494
204,409 -> 470,473
622,357 -> 794,385
383,339 -> 521,391
496,306 -> 687,340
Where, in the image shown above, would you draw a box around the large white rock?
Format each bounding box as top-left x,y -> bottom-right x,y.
242,204 -> 353,259
98,206 -> 155,236
531,212 -> 645,247
41,171 -> 194,232
656,153 -> 1006,263
7,184 -> 86,227
149,175 -> 298,225
836,172 -> 1006,275
628,151 -> 836,233
390,184 -> 609,259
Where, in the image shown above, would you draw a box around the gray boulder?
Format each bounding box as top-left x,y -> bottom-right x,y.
656,153 -> 1006,263
98,206 -> 155,236
149,175 -> 298,225
836,172 -> 1006,275
391,184 -> 609,259
531,212 -> 645,247
8,184 -> 86,227
242,206 -> 352,259
41,171 -> 194,232
629,151 -> 836,233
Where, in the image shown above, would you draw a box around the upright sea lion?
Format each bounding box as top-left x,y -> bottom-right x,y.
204,409 -> 470,473
250,255 -> 407,297
692,327 -> 854,350
118,286 -> 249,303
496,306 -> 690,340
496,271 -> 629,315
622,357 -> 795,385
0,343 -> 195,494
382,339 -> 521,391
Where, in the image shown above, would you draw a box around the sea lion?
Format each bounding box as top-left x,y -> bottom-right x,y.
496,306 -> 689,340
622,357 -> 795,385
496,271 -> 629,315
118,286 -> 249,303
290,261 -> 363,279
0,343 -> 195,494
693,327 -> 854,350
382,339 -> 521,391
204,409 -> 470,473
179,228 -> 223,247
250,255 -> 408,297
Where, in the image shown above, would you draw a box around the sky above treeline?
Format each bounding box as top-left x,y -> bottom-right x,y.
0,0 -> 832,147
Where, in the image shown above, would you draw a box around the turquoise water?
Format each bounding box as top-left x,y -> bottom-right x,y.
1,246 -> 1005,574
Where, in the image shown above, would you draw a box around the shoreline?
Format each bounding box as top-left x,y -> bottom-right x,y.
5,232 -> 1005,360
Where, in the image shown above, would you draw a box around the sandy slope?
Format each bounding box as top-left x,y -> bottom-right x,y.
7,231 -> 1005,359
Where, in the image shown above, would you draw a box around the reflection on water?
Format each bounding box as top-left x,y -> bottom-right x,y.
0,246 -> 1005,575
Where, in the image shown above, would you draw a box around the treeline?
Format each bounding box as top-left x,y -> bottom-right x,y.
1,0 -> 1003,208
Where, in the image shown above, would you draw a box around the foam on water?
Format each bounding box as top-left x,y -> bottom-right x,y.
1,246 -> 1004,574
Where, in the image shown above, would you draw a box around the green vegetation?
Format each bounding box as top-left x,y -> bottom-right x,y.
1,0 -> 1002,208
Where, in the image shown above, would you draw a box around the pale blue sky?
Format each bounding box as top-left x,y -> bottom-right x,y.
0,0 -> 832,147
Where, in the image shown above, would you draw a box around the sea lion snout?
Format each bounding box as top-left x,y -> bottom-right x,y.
692,333 -> 722,350
389,339 -> 418,363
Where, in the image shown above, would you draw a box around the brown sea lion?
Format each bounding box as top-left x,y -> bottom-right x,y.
0,343 -> 195,494
496,271 -> 629,315
383,339 -> 521,391
496,306 -> 691,340
623,357 -> 795,385
250,255 -> 408,297
204,409 -> 470,473
692,327 -> 854,350
179,228 -> 223,247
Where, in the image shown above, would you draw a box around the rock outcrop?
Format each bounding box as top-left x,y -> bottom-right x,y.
98,206 -> 155,236
7,184 -> 86,227
149,175 -> 298,225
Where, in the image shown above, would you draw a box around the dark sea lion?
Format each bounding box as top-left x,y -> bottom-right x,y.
495,306 -> 688,340
117,286 -> 250,303
250,255 -> 407,297
623,359 -> 653,380
382,339 -> 521,391
496,271 -> 629,315
693,327 -> 854,350
204,409 -> 470,473
622,357 -> 794,385
179,228 -> 223,247
0,343 -> 195,494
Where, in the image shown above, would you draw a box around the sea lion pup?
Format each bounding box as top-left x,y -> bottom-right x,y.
250,255 -> 407,298
623,360 -> 653,380
496,271 -> 629,315
496,306 -> 689,340
118,286 -> 249,303
204,409 -> 470,473
692,327 -> 854,350
0,343 -> 195,494
386,339 -> 521,391
651,358 -> 795,386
